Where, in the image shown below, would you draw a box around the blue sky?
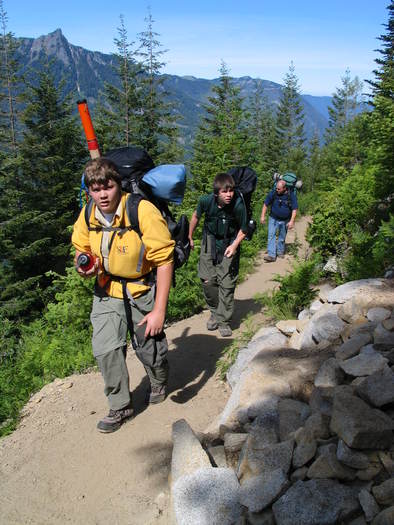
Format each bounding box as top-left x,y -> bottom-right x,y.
5,0 -> 390,95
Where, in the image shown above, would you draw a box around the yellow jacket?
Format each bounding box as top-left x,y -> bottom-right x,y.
72,193 -> 174,299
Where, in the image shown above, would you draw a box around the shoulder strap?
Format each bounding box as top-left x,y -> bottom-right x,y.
84,199 -> 94,228
125,193 -> 145,238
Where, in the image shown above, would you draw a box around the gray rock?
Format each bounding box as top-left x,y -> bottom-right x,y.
343,321 -> 379,341
339,345 -> 388,377
293,427 -> 317,468
317,282 -> 335,303
172,467 -> 241,525
278,398 -> 311,441
337,439 -> 370,469
208,445 -> 227,468
348,517 -> 367,525
307,447 -> 356,480
367,307 -> 391,323
247,508 -> 276,525
356,365 -> 394,407
290,466 -> 308,481
377,450 -> 394,476
249,413 -> 279,447
374,323 -> 394,351
276,319 -> 298,335
314,357 -> 346,387
335,333 -> 373,361
300,304 -> 346,349
330,391 -> 394,450
356,463 -> 383,481
372,478 -> 394,506
304,412 -> 331,440
272,479 -> 360,525
310,300 -> 324,314
171,419 -> 212,485
338,298 -> 367,323
224,433 -> 248,453
324,256 -> 338,273
237,439 -> 294,482
327,279 -> 386,304
298,308 -> 311,320
382,317 -> 394,331
358,489 -> 380,522
309,387 -> 333,417
239,469 -> 289,513
226,327 -> 288,389
371,506 -> 394,525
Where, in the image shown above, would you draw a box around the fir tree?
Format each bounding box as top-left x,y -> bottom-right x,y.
276,62 -> 306,172
0,63 -> 85,321
326,68 -> 363,142
137,8 -> 182,163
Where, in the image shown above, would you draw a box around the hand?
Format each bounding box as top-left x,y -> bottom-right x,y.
138,308 -> 165,338
189,237 -> 194,250
287,221 -> 295,230
224,244 -> 236,258
75,257 -> 99,278
260,216 -> 266,225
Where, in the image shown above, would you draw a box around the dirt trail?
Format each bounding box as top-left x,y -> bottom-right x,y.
0,217 -> 311,525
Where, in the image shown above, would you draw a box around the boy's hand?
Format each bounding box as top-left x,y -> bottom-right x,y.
138,309 -> 165,338
189,237 -> 194,250
224,244 -> 236,258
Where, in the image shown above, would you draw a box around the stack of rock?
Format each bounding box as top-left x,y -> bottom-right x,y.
170,279 -> 394,525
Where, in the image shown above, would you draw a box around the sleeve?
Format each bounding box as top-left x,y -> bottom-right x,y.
137,200 -> 175,267
196,195 -> 209,219
71,207 -> 92,253
291,192 -> 298,210
264,190 -> 274,206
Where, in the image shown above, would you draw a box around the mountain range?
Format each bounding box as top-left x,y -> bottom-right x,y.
16,29 -> 332,145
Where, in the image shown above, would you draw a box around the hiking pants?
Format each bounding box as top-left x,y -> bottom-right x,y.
267,216 -> 288,258
198,238 -> 240,324
91,289 -> 169,411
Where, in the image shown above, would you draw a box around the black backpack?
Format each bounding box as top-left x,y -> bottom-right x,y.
227,166 -> 258,240
83,146 -> 190,275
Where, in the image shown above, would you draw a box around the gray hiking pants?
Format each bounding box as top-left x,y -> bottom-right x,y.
91,289 -> 169,410
198,238 -> 240,324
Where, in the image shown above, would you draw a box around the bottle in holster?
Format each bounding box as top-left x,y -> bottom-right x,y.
76,252 -> 95,272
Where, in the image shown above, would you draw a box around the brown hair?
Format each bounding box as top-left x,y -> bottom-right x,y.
213,172 -> 235,194
83,158 -> 122,188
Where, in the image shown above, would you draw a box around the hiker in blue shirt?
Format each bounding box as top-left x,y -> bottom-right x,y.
260,179 -> 298,262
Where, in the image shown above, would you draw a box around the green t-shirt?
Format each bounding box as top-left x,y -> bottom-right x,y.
196,193 -> 248,252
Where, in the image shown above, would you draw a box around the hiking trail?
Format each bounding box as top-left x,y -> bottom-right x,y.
0,216 -> 310,525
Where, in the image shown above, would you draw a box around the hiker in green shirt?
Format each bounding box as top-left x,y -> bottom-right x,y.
189,173 -> 248,337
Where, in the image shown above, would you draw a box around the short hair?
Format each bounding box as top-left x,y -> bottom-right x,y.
84,158 -> 122,188
213,173 -> 235,194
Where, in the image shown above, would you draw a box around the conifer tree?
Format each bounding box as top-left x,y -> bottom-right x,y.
326,68 -> 363,142
137,8 -> 182,163
190,61 -> 252,198
0,63 -> 85,321
275,62 -> 306,172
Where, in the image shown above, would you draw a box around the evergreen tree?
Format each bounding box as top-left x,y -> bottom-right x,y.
326,68 -> 363,142
95,15 -> 141,151
304,130 -> 322,191
137,8 -> 182,163
276,62 -> 306,172
190,61 -> 253,198
0,63 -> 85,321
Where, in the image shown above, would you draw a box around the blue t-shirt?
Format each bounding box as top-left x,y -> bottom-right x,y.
264,189 -> 298,220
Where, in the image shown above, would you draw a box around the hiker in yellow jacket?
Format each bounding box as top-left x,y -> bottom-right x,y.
72,158 -> 174,433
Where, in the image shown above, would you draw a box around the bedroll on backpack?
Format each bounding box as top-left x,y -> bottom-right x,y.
227,166 -> 258,241
273,172 -> 303,193
83,145 -> 191,274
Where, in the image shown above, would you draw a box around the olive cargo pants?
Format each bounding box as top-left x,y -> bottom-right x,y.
91,289 -> 169,411
198,238 -> 240,324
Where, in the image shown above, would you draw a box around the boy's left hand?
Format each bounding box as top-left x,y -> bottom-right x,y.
138,309 -> 165,338
224,244 -> 236,258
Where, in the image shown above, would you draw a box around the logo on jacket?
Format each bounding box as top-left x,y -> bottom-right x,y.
116,246 -> 129,254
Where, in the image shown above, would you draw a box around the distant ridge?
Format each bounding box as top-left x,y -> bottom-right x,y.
15,29 -> 330,143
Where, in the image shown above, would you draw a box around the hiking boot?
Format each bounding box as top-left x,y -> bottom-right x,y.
218,323 -> 232,337
148,384 -> 167,404
207,313 -> 218,331
97,406 -> 134,433
264,254 -> 276,262
277,253 -> 285,258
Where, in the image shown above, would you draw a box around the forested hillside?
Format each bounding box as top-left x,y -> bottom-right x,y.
0,0 -> 392,436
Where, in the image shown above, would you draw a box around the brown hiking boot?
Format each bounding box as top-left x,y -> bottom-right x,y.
264,254 -> 276,262
148,384 -> 167,404
97,406 -> 134,433
277,253 -> 285,258
218,323 -> 232,337
207,313 -> 218,331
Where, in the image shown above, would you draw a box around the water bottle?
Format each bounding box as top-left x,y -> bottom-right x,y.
76,252 -> 95,272
245,219 -> 257,241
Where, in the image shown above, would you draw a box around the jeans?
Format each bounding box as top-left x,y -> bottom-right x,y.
267,216 -> 288,258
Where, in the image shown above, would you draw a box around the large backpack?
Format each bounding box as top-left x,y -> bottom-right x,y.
273,172 -> 302,194
83,145 -> 191,274
227,166 -> 258,240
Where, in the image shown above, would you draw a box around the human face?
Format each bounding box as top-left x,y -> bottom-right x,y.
276,182 -> 286,195
217,186 -> 235,207
89,179 -> 121,214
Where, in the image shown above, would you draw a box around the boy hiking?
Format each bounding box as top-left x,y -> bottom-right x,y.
188,173 -> 248,337
72,158 -> 174,433
260,179 -> 298,262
